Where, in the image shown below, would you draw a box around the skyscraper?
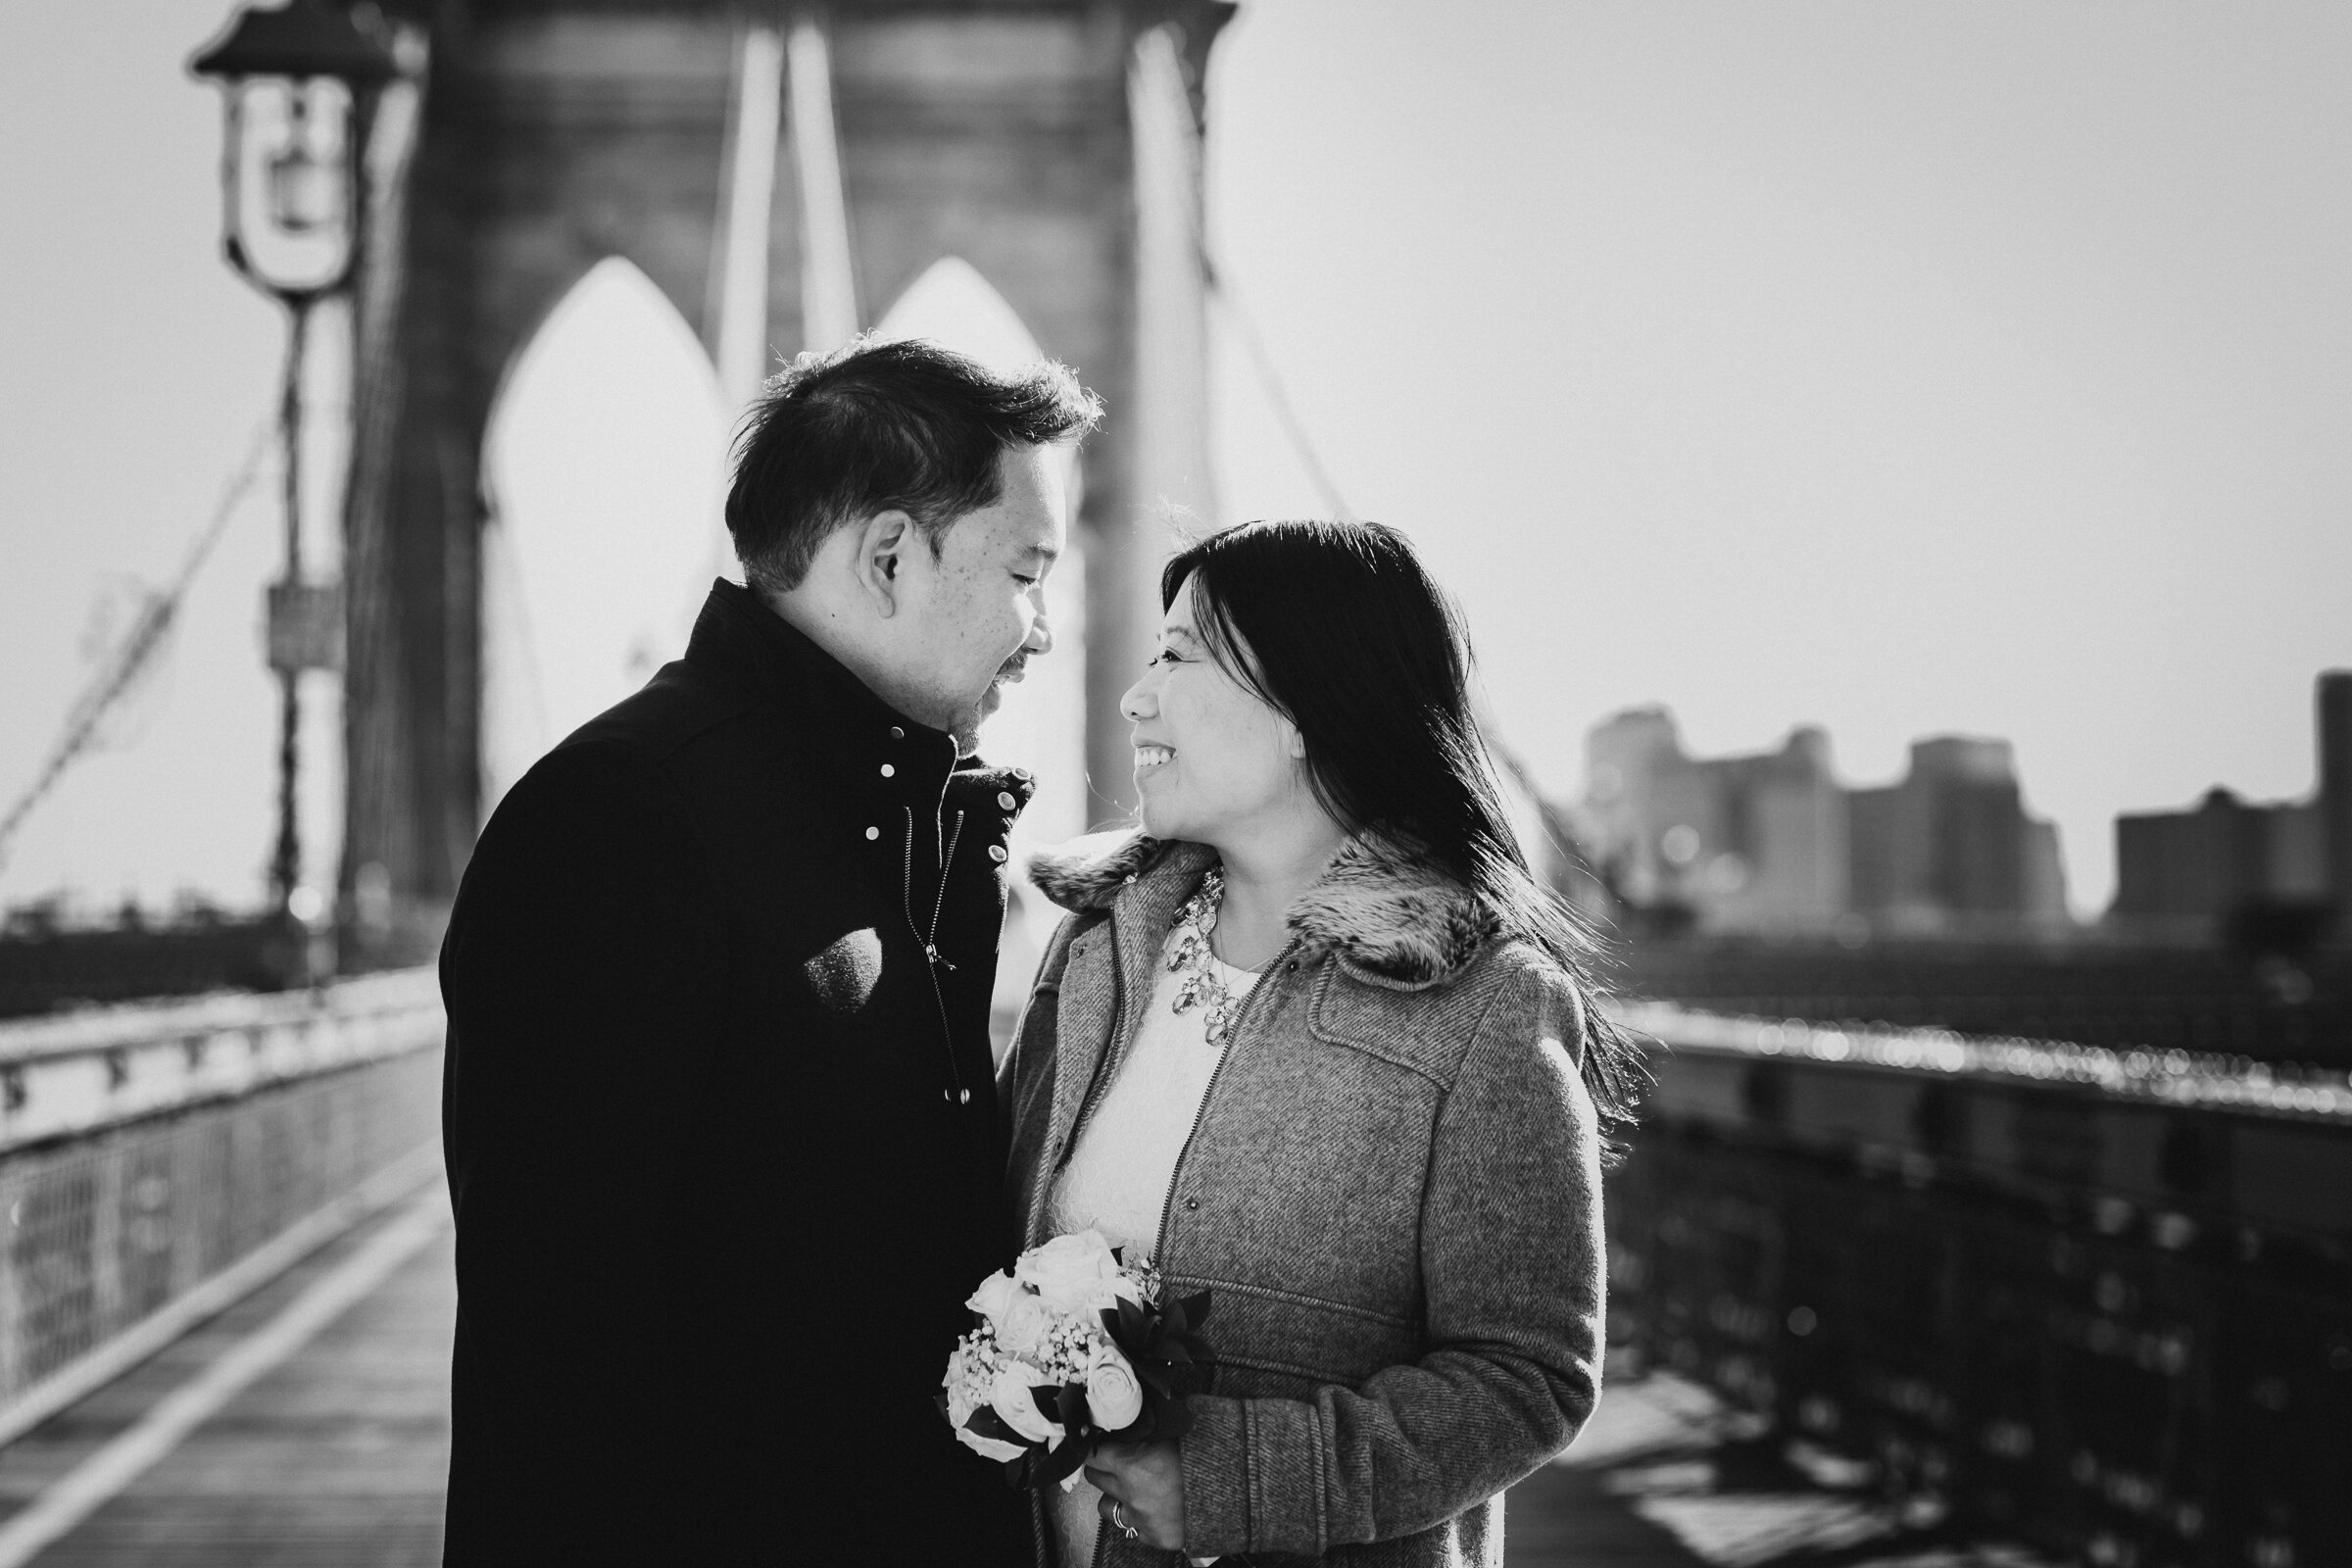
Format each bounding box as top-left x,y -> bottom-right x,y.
2109,669 -> 2347,938
2318,670 -> 2351,936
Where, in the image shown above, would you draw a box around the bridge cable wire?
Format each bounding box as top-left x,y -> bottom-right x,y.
1200,258 -> 1355,525
0,419 -> 274,878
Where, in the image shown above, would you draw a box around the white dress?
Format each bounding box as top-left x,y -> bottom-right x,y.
1045,932 -> 1257,1568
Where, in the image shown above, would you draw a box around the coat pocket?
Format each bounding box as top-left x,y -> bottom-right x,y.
1172,1275 -> 1423,1396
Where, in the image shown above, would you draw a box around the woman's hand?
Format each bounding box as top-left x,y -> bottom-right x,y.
1088,1438 -> 1186,1550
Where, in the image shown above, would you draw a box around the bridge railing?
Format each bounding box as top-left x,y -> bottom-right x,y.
1606,1001 -> 2352,1568
0,969 -> 444,1446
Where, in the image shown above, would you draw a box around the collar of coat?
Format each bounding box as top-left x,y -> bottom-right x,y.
682,578 -> 1036,820
1027,828 -> 1503,990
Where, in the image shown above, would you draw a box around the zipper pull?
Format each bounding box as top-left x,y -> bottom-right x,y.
924,944 -> 958,971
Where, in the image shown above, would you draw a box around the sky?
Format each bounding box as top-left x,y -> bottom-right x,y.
1,0 -> 2347,917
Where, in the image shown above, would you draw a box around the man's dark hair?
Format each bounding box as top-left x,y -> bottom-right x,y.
725,336 -> 1102,592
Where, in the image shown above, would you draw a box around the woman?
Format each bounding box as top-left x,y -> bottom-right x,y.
1000,519 -> 1643,1566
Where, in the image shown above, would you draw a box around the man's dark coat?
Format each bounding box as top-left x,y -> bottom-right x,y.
440,579 -> 1034,1566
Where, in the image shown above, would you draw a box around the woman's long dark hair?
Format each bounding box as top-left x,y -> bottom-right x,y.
1163,518 -> 1645,1157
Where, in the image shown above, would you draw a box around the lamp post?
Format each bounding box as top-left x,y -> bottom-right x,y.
190,2 -> 395,943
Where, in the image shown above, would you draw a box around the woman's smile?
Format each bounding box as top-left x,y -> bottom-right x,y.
1134,742 -> 1176,774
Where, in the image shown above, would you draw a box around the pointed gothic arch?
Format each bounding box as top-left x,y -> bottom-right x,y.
478,256 -> 732,812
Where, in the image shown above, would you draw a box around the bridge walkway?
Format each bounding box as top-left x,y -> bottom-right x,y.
0,1184 -> 451,1567
0,1175 -> 2045,1568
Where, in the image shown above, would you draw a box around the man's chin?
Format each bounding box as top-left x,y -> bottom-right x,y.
948,690 -> 998,758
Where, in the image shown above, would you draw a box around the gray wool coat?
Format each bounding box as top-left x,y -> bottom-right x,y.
1001,831 -> 1607,1568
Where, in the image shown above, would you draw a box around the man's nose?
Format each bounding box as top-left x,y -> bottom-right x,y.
1024,610 -> 1054,657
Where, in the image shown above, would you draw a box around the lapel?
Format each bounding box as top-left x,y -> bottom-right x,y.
1028,841 -> 1215,1244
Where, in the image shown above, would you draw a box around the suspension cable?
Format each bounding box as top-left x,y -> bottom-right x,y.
0,420 -> 274,878
1201,256 -> 1355,524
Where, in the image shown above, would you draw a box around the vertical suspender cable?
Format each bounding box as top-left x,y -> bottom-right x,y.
788,17 -> 860,353
1130,26 -> 1218,532
712,23 -> 784,409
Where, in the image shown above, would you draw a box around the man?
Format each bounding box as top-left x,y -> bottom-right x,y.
439,338 -> 1101,1565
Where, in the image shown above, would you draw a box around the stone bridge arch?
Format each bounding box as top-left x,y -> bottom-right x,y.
338,0 -> 1230,952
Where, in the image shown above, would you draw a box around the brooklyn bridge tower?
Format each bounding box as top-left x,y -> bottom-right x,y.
336,0 -> 1228,955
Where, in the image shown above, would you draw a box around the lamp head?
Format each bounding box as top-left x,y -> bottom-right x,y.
190,2 -> 396,300
189,0 -> 396,90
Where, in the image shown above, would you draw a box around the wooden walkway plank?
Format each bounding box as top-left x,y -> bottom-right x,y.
1,1199 -> 454,1568
0,1189 -> 2050,1568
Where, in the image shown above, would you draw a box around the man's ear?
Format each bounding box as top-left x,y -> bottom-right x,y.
848,510 -> 916,617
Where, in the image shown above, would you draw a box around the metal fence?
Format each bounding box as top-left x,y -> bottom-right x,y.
0,970 -> 444,1444
1608,1003 -> 2352,1568
1615,936 -> 2351,1067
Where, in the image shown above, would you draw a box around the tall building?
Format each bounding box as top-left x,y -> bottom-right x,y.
1584,710 -> 1847,932
2324,671 -> 2352,938
1581,710 -> 2066,936
1849,738 -> 2070,934
2112,669 -> 2351,938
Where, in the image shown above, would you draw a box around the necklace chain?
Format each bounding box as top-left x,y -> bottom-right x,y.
1167,867 -> 1248,1050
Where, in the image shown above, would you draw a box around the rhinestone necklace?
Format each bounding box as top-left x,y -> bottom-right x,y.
1167,866 -> 1253,1050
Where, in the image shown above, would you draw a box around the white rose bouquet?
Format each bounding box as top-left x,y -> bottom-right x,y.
939,1229 -> 1215,1491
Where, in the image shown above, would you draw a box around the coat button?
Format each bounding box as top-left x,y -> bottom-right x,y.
879,762 -> 896,778
1183,1197 -> 1200,1211
864,826 -> 879,841
989,845 -> 1007,863
997,791 -> 1016,810
890,726 -> 905,740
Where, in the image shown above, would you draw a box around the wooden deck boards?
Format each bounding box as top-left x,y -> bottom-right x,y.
0,1203 -> 454,1568
0,1193 -> 1996,1568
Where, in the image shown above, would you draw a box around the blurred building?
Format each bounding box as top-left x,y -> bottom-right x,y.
2111,669 -> 2352,940
1583,708 -> 2068,936
1848,737 -> 2069,934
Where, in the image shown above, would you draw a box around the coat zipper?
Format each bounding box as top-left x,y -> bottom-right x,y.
903,804 -> 968,1100
929,808 -> 967,968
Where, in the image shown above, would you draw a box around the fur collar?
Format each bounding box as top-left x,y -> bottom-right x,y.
1026,830 -> 1502,989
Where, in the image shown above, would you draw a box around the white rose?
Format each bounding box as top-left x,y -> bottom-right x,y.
995,1290 -> 1056,1354
1084,1344 -> 1145,1431
1018,1229 -> 1123,1314
989,1363 -> 1066,1447
947,1385 -> 978,1428
956,1423 -> 1029,1464
965,1270 -> 1020,1325
943,1343 -> 984,1427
